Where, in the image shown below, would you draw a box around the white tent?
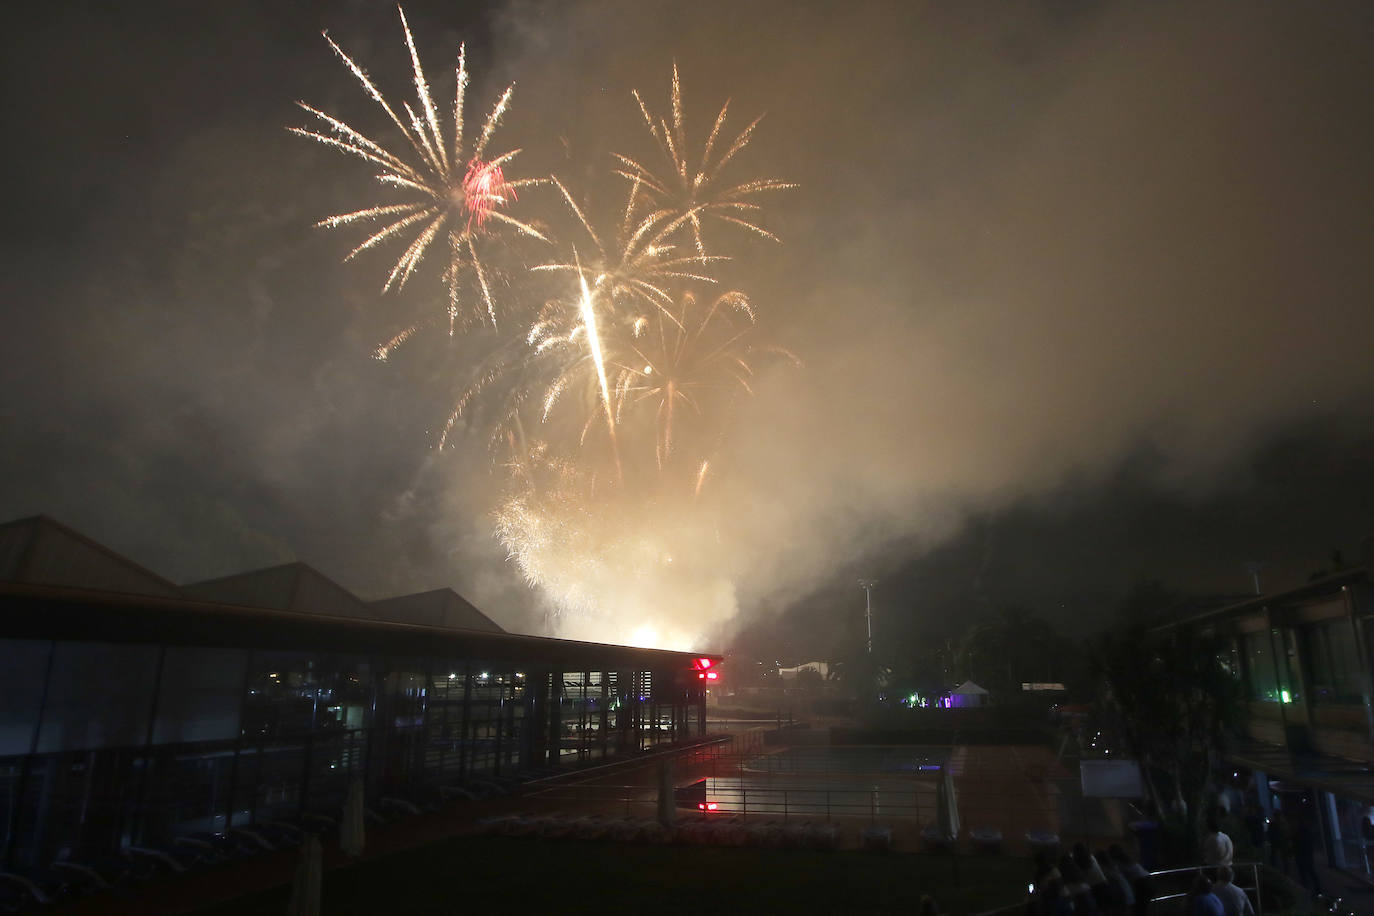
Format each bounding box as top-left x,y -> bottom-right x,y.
950,680 -> 989,708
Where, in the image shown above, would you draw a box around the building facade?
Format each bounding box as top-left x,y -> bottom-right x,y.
1164,565 -> 1374,875
0,517 -> 717,872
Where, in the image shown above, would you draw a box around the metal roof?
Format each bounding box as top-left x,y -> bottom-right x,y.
1156,566 -> 1370,632
0,515 -> 723,669
184,562 -> 380,620
368,587 -> 504,633
0,516 -> 181,598
0,581 -> 720,671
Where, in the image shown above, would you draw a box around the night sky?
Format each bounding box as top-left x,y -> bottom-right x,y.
3,1 -> 1373,655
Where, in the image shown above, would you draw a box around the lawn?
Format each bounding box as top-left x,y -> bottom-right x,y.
194,835 -> 1030,915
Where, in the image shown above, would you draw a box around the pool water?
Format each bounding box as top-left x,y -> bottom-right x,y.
694,746 -> 952,818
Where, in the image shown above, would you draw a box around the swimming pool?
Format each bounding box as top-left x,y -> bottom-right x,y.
687,746 -> 951,818
740,745 -> 949,775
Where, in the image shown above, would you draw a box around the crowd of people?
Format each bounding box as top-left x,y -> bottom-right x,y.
1026,843 -> 1150,915
1024,842 -> 1262,916
1212,796 -> 1324,896
1185,867 -> 1255,916
1024,793 -> 1329,915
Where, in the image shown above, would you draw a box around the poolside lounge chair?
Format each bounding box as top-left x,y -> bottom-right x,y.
970,826 -> 1003,852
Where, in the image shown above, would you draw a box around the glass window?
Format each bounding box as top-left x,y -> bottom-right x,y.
142,741 -> 237,841
35,643 -> 160,752
0,639 -> 51,755
1244,630 -> 1293,703
152,647 -> 247,744
1304,621 -> 1364,705
241,651 -> 322,739
1216,642 -> 1243,682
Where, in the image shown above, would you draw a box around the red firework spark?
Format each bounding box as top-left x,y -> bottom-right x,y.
461,158 -> 514,231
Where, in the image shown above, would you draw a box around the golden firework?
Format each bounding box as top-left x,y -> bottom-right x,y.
615,63 -> 795,257
533,177 -> 722,317
606,288 -> 798,472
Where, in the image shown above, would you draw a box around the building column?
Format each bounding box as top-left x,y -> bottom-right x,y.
1344,585 -> 1374,743
1321,791 -> 1345,869
547,670 -> 563,768
598,672 -> 609,760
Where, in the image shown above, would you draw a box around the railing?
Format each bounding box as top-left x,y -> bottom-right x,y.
973,862 -> 1269,916
689,747 -> 948,779
529,780 -> 943,824
526,753 -> 1071,828
1144,862 -> 1264,914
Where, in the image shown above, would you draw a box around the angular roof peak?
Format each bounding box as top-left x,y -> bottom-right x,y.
0,515 -> 182,598
183,562 -> 377,620
369,587 -> 504,633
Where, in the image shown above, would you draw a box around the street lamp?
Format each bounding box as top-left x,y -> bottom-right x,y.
858,579 -> 877,654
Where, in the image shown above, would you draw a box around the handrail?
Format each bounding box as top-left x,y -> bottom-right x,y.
1146,861 -> 1263,915
981,861 -> 1271,916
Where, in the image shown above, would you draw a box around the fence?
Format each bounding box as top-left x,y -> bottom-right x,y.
529,779 -> 939,823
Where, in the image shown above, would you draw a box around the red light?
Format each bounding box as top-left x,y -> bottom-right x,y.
706,672 -> 718,680
698,802 -> 718,811
695,657 -> 714,670
697,673 -> 706,680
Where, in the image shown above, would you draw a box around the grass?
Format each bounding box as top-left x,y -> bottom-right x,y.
194,835 -> 1031,915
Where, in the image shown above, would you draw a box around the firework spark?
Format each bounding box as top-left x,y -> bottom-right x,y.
291,6 -> 546,333
608,289 -> 797,472
533,177 -> 722,317
615,63 -> 796,257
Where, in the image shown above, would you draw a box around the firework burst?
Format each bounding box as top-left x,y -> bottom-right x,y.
609,288 -> 797,472
291,6 -> 547,334
615,63 -> 796,257
295,19 -> 800,648
533,177 -> 722,316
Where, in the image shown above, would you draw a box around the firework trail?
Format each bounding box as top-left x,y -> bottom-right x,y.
290,6 -> 547,335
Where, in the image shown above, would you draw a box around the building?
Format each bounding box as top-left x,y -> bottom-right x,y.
777,661 -> 830,680
0,516 -> 718,872
1161,562 -> 1374,875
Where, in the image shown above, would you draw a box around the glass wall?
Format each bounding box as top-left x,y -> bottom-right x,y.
1303,620 -> 1364,705
0,638 -> 705,872
1245,629 -> 1296,703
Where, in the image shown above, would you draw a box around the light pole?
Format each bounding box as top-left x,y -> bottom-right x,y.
858,579 -> 877,655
